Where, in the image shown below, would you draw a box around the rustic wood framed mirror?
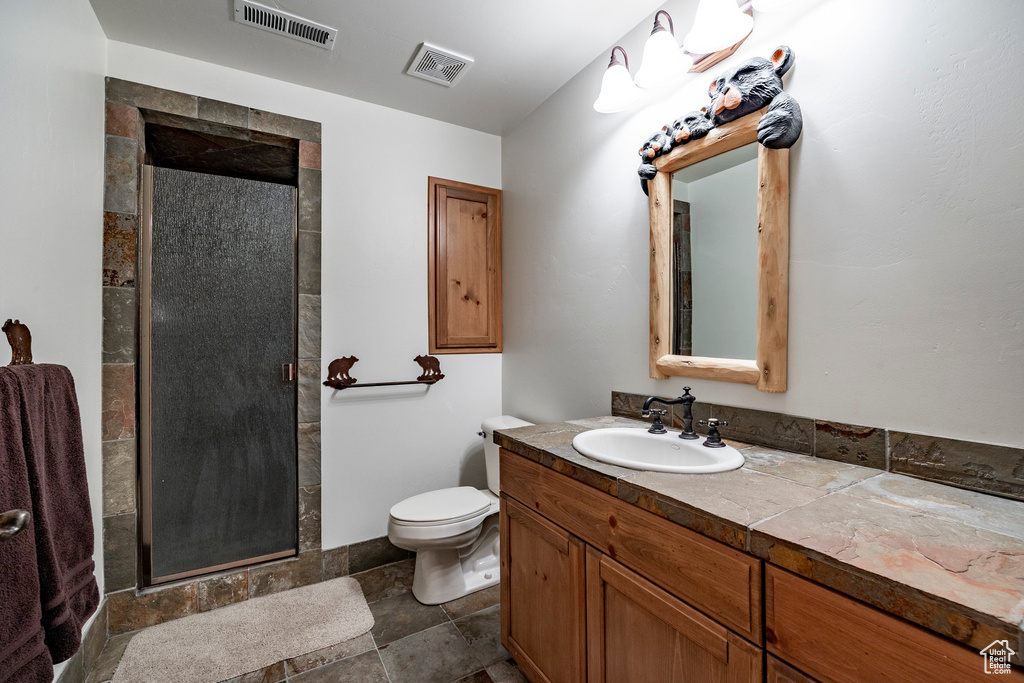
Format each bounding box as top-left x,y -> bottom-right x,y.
649,108 -> 789,392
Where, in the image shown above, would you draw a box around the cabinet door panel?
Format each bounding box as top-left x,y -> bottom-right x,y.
501,495 -> 586,683
587,547 -> 761,683
428,177 -> 502,352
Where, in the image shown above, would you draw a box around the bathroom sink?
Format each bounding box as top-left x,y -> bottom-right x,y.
572,428 -> 744,474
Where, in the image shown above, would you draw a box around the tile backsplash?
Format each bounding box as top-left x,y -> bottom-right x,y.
611,391 -> 1024,502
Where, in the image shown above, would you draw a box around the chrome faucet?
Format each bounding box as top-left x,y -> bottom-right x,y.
641,388 -> 699,439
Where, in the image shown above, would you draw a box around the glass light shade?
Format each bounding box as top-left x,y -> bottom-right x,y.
751,0 -> 801,10
683,0 -> 754,55
594,62 -> 641,113
635,31 -> 694,89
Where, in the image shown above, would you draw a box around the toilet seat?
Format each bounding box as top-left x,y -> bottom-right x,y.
388,488 -> 499,546
390,486 -> 491,526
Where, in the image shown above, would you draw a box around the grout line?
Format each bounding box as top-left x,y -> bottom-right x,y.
369,634 -> 393,683
884,428 -> 891,471
747,487 -> 846,541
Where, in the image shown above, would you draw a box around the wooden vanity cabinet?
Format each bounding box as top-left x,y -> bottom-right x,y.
500,447 -> 1023,683
500,493 -> 760,683
499,450 -> 762,644
500,449 -> 763,683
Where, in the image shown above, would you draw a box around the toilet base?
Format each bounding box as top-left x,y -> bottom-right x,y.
411,514 -> 500,605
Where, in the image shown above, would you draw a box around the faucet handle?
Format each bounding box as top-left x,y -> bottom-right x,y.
698,418 -> 728,448
643,409 -> 668,434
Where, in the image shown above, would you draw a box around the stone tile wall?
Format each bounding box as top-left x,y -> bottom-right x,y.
101,90 -> 141,595
53,601 -> 108,683
612,391 -> 1024,501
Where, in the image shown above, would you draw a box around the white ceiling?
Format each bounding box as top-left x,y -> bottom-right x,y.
88,0 -> 666,135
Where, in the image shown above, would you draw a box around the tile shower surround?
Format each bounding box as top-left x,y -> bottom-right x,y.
612,391 -> 1024,501
99,78 -> 332,627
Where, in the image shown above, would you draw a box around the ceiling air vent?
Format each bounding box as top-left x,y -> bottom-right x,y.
405,43 -> 474,87
234,0 -> 337,50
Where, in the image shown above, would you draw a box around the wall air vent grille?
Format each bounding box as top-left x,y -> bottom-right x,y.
234,0 -> 337,50
405,43 -> 474,87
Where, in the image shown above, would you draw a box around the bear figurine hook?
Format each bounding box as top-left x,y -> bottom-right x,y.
3,319 -> 33,366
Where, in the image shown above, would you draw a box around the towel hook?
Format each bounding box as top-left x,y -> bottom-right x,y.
0,509 -> 31,541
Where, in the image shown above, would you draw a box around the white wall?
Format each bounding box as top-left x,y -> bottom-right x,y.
106,42 -> 503,547
502,0 -> 1024,448
0,0 -> 107,587
1,3 -> 106,678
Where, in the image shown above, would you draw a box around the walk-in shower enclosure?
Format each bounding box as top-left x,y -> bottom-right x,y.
140,166 -> 298,585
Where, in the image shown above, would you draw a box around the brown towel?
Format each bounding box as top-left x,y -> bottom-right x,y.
7,364 -> 99,665
0,370 -> 53,683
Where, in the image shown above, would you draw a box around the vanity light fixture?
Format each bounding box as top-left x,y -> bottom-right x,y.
634,11 -> 694,89
593,46 -> 642,113
683,0 -> 754,56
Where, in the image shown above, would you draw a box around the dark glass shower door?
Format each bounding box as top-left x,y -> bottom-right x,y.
143,166 -> 297,584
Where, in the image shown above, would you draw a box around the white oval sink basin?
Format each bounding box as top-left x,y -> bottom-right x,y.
572,428 -> 744,474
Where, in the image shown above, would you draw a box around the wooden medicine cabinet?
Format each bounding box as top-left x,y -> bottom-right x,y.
428,177 -> 502,354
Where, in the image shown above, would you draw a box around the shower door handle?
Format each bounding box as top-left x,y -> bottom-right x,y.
0,509 -> 30,541
282,363 -> 296,382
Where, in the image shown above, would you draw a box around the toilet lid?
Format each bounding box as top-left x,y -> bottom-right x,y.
390,486 -> 491,525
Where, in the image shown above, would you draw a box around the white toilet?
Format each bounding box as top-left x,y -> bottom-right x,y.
387,415 -> 533,605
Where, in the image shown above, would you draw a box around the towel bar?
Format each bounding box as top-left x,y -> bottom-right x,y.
323,355 -> 445,390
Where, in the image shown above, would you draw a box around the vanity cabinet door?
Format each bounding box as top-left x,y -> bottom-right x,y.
500,494 -> 587,683
586,547 -> 761,683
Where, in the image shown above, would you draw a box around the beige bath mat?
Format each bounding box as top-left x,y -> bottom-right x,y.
112,576 -> 374,683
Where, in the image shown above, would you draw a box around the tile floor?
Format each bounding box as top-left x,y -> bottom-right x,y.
83,559 -> 527,683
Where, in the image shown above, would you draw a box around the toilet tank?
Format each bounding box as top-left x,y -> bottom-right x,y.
481,415 -> 533,496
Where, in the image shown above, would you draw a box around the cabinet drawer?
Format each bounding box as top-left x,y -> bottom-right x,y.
501,449 -> 762,644
766,565 -> 1023,682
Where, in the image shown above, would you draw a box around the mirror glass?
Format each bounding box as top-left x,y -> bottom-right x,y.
671,143 -> 758,360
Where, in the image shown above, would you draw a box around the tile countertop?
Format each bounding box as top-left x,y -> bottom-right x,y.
494,417 -> 1024,665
